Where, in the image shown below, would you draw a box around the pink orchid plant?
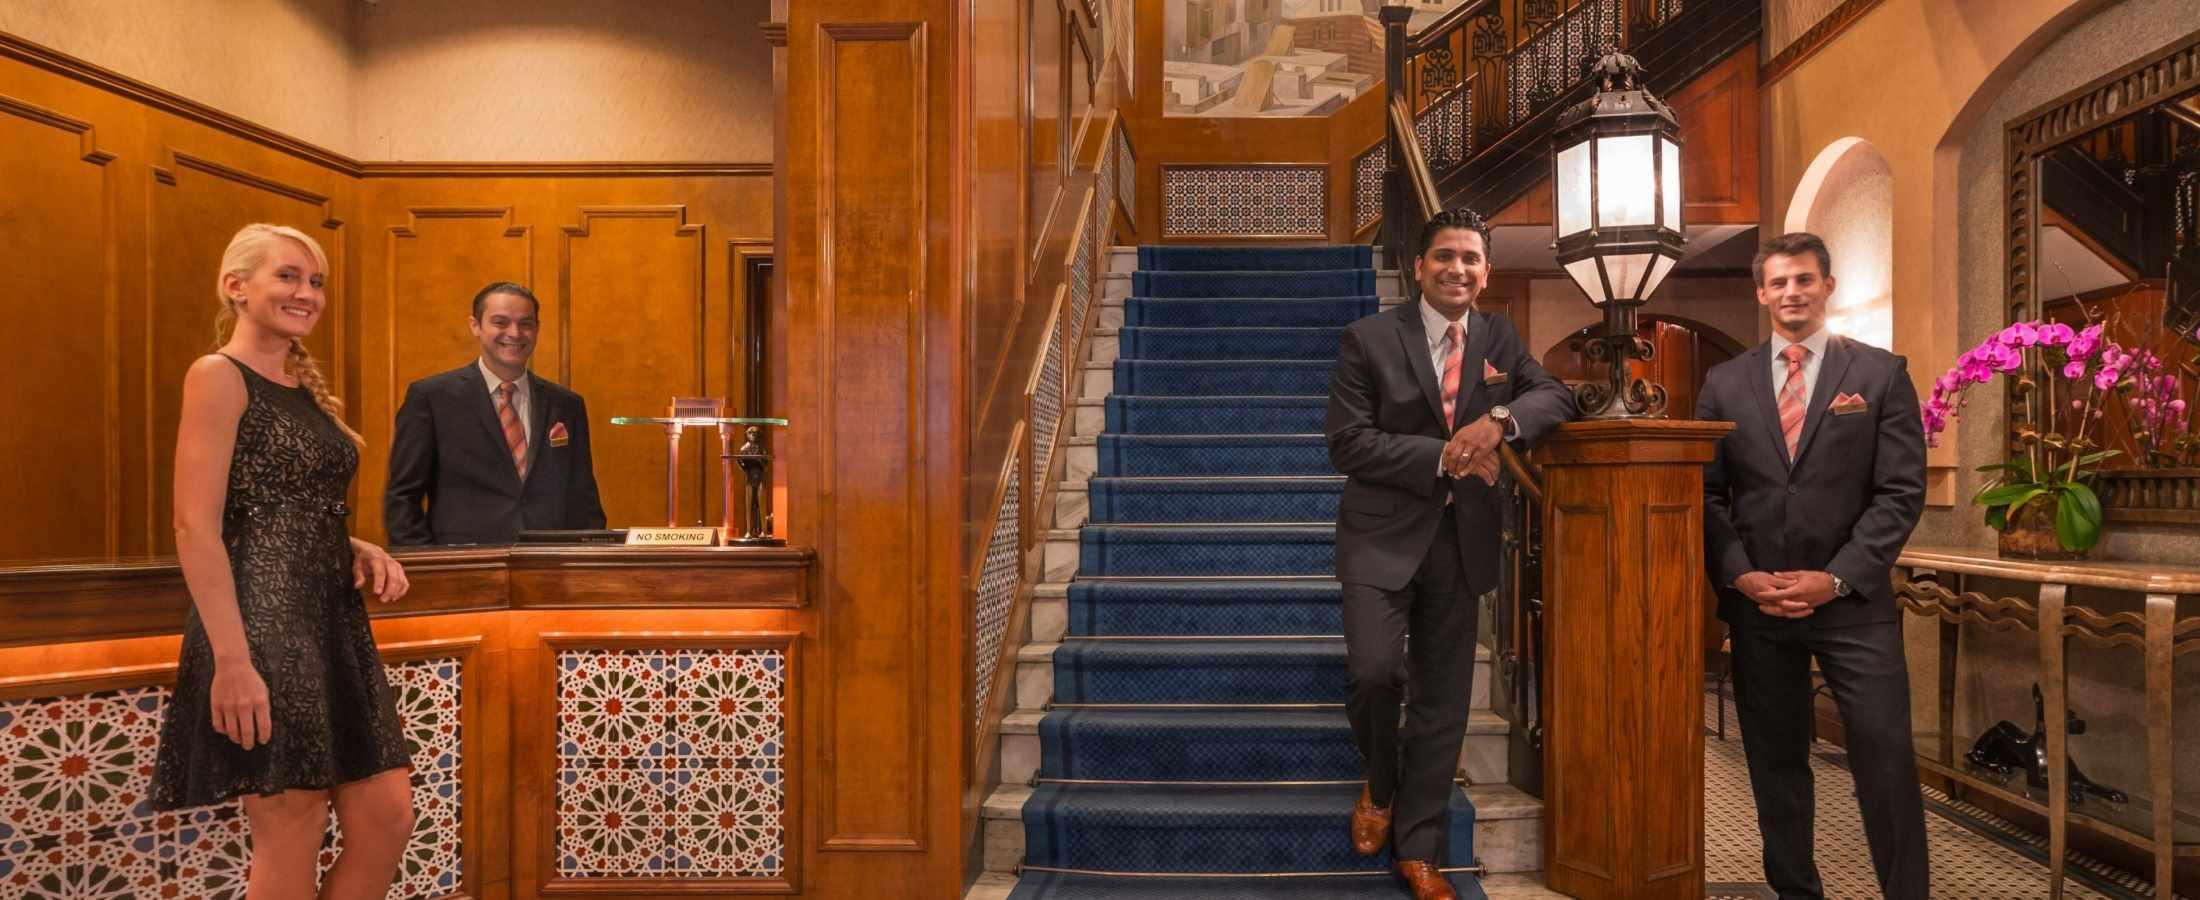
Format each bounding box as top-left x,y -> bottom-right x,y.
1920,319 -> 2195,552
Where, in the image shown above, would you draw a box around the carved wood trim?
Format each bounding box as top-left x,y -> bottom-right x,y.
814,18 -> 932,853
555,205 -> 706,388
0,90 -> 123,555
2001,30 -> 2200,517
385,207 -> 531,421
1758,0 -> 1886,86
1893,578 -> 2040,633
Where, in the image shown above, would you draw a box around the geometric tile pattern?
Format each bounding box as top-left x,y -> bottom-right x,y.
1114,129 -> 1137,227
974,449 -> 1023,729
1033,318 -> 1067,489
1162,166 -> 1325,238
1354,91 -> 1473,234
554,649 -> 785,878
1353,144 -> 1386,233
1701,689 -> 2120,900
0,657 -> 463,899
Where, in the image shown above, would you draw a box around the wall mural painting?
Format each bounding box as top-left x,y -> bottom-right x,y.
1163,0 -> 1467,117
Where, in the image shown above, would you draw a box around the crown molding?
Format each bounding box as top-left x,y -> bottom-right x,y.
1759,0 -> 1887,87
0,30 -> 362,174
359,162 -> 772,178
1,31 -> 774,180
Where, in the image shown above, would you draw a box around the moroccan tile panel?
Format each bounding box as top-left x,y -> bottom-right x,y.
1162,166 -> 1326,238
0,656 -> 464,899
973,450 -> 1023,728
554,648 -> 786,879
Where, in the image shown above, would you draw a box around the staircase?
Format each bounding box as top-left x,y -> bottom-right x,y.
969,246 -> 1559,900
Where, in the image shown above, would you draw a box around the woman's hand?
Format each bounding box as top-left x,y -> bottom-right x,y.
210,659 -> 272,749
350,538 -> 411,603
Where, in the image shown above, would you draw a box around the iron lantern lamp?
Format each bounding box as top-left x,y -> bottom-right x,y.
1551,50 -> 1686,417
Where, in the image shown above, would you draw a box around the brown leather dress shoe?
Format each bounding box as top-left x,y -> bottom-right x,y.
1394,859 -> 1458,900
1349,786 -> 1391,856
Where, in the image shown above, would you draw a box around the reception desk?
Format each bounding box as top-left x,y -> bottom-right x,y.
0,545 -> 814,899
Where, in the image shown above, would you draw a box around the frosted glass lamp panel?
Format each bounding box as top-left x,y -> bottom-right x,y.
1602,252 -> 1654,302
1641,254 -> 1677,300
1595,134 -> 1655,228
1564,257 -> 1609,306
1660,137 -> 1683,229
1556,141 -> 1593,237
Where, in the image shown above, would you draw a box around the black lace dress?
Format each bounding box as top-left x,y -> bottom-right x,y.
148,354 -> 410,810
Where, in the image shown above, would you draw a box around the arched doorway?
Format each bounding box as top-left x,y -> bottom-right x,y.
1788,137 -> 1895,350
1538,314 -> 1749,422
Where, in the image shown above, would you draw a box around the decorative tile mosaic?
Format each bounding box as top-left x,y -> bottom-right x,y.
973,452 -> 1023,728
1114,130 -> 1136,226
1033,326 -> 1066,487
0,657 -> 463,899
1161,166 -> 1325,238
1353,145 -> 1386,233
554,648 -> 785,879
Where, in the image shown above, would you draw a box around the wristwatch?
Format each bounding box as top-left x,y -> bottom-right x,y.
1829,574 -> 1852,597
1488,405 -> 1512,432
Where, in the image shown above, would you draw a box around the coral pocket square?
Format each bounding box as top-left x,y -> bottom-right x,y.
548,422 -> 571,447
1482,361 -> 1508,385
1829,393 -> 1868,415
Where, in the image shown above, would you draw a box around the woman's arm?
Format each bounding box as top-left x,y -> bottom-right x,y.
172,355 -> 268,749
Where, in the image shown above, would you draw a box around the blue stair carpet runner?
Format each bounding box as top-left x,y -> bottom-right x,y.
1010,245 -> 1483,900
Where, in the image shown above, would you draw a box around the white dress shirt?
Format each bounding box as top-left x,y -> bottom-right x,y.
479,358 -> 533,445
1768,326 -> 1834,410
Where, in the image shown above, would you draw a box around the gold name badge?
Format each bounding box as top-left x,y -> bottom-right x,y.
623,527 -> 721,546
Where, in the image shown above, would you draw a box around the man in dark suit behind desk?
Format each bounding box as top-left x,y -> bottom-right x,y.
1325,208 -> 1574,900
386,282 -> 606,545
1697,232 -> 1929,899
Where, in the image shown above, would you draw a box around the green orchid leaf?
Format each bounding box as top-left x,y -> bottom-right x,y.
2064,481 -> 2102,525
1979,483 -> 2045,508
2075,450 -> 2121,467
1985,504 -> 2009,531
2055,488 -> 2100,551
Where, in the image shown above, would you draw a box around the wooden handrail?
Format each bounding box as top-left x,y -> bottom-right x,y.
1388,97 -> 1442,222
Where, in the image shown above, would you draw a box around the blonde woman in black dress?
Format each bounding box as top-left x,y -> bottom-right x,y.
148,223 -> 416,897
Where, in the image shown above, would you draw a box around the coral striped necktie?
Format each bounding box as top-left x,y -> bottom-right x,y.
1778,344 -> 1809,462
496,381 -> 528,481
1440,322 -> 1464,426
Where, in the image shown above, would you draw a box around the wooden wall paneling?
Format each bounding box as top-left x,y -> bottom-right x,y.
1665,47 -> 1760,226
784,1 -> 965,894
558,206 -> 709,530
0,92 -> 117,562
357,207 -> 533,541
814,18 -> 930,851
146,148 -> 351,555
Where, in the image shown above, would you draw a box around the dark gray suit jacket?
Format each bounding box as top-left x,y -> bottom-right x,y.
1325,304 -> 1573,595
1698,334 -> 1926,628
385,363 -> 607,545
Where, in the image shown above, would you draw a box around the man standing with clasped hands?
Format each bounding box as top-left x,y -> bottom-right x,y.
1325,208 -> 1573,900
1697,232 -> 1929,899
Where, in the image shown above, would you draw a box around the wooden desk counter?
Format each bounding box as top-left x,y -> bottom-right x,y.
0,545 -> 816,899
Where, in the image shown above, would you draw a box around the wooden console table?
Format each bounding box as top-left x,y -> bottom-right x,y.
1894,547 -> 2200,898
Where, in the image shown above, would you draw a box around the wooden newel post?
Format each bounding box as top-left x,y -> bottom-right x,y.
1536,418 -> 1732,900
